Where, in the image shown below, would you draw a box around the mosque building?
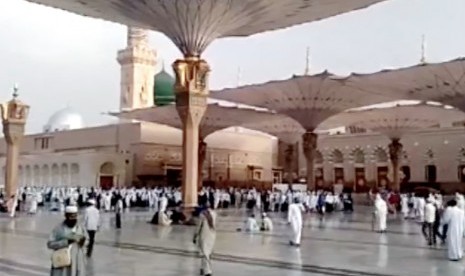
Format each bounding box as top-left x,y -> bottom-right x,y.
0,27 -> 278,189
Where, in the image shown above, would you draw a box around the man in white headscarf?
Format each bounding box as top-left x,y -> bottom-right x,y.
442,199 -> 465,261
261,213 -> 273,232
288,198 -> 304,246
374,194 -> 388,233
455,192 -> 465,211
48,205 -> 87,276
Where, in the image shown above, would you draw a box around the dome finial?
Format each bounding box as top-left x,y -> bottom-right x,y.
12,83 -> 19,98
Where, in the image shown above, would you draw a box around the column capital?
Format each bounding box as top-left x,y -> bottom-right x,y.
173,57 -> 210,96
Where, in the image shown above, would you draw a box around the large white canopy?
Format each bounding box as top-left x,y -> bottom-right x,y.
244,117 -> 305,144
24,0 -> 387,55
212,72 -> 399,131
116,103 -> 280,139
320,104 -> 465,139
349,58 -> 465,112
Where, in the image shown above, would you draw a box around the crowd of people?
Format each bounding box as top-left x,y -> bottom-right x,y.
3,184 -> 465,275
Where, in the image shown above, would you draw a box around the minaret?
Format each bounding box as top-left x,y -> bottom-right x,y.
304,46 -> 310,75
236,66 -> 242,86
420,34 -> 426,64
117,27 -> 157,110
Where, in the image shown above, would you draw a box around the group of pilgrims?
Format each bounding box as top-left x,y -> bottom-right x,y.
3,184 -> 465,275
1,186 -> 355,216
373,190 -> 465,261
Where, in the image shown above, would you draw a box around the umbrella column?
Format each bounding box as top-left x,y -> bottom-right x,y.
198,138 -> 207,190
302,132 -> 318,190
173,57 -> 210,208
388,138 -> 403,191
284,143 -> 295,189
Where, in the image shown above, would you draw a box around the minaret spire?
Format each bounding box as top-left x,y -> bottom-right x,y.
236,66 -> 242,86
304,46 -> 310,75
127,27 -> 149,47
420,34 -> 426,64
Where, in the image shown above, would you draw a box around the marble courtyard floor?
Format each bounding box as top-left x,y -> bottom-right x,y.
0,208 -> 463,276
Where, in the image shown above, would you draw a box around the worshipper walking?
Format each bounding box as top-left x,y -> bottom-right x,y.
422,198 -> 436,246
442,199 -> 465,261
115,196 -> 123,229
373,194 -> 388,233
194,206 -> 217,276
47,205 -> 87,276
84,199 -> 100,257
288,198 -> 304,246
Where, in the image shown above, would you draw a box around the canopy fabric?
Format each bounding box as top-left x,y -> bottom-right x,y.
348,58 -> 465,112
115,103 -> 281,139
24,0 -> 387,55
212,72 -> 400,131
243,117 -> 305,144
320,104 -> 465,139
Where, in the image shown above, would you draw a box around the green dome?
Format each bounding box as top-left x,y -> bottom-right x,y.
153,68 -> 175,106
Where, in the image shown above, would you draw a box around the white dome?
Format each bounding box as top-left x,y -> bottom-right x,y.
44,107 -> 84,132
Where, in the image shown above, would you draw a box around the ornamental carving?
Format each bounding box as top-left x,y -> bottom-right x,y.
284,144 -> 294,163
173,57 -> 210,96
388,138 -> 403,163
302,132 -> 318,160
144,151 -> 162,161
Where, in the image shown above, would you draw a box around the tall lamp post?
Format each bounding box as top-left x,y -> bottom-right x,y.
1,85 -> 30,200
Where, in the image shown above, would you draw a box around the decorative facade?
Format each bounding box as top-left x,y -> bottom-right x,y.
0,122 -> 277,189
278,126 -> 465,192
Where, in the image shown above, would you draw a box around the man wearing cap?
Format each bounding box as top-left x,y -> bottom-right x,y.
47,205 -> 87,276
84,199 -> 100,257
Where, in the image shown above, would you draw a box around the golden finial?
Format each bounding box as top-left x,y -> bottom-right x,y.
304,46 -> 310,75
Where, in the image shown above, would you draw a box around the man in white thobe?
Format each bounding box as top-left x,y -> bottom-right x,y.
194,207 -> 216,276
84,199 -> 100,257
244,214 -> 260,232
442,200 -> 465,261
374,194 -> 388,233
288,199 -> 304,246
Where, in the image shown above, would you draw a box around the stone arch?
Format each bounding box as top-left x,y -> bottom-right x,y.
459,147 -> 465,163
100,162 -> 115,175
352,148 -> 365,164
331,149 -> 344,164
61,163 -> 69,186
315,150 -> 323,164
18,165 -> 24,187
41,164 -> 50,186
33,165 -> 40,186
51,163 -> 60,185
99,162 -> 115,190
25,165 -> 31,186
425,148 -> 435,165
70,163 -> 79,186
374,147 -> 388,163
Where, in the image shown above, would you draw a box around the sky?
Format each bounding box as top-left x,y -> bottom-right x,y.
0,0 -> 464,133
